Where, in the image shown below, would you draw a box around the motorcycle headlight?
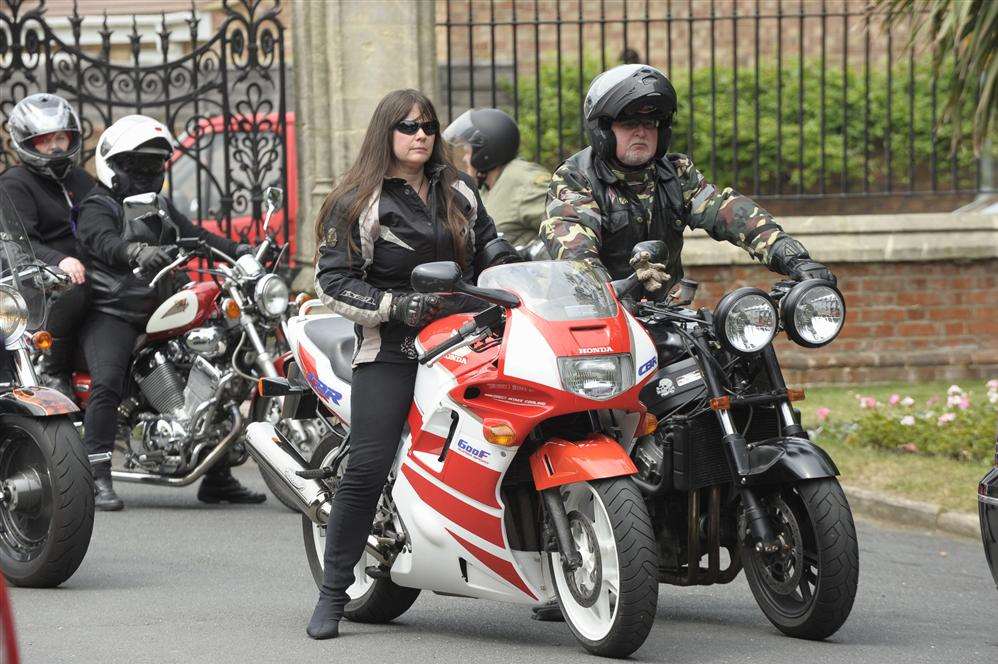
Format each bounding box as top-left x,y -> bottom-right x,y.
0,285 -> 28,341
781,281 -> 846,348
254,274 -> 289,318
557,354 -> 634,401
714,288 -> 778,355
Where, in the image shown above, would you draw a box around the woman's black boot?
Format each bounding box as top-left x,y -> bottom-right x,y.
306,592 -> 347,640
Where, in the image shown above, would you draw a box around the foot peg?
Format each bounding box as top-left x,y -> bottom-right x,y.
296,467 -> 336,480
365,565 -> 391,579
88,452 -> 112,466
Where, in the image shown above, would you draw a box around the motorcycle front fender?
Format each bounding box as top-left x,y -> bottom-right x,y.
0,386 -> 79,417
530,434 -> 637,491
744,436 -> 839,486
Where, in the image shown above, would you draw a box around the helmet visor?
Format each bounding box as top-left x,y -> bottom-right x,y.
442,110 -> 479,147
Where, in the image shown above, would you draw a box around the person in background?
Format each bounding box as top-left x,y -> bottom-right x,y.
0,93 -> 94,395
443,108 -> 551,256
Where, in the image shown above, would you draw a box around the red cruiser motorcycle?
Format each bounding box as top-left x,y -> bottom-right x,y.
60,188 -> 324,502
246,258 -> 665,657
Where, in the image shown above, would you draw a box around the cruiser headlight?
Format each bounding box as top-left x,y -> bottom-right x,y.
254,274 -> 289,318
558,354 -> 634,401
714,288 -> 778,355
0,285 -> 28,341
781,281 -> 846,348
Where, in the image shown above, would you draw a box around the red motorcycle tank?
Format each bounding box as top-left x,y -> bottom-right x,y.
145,281 -> 221,341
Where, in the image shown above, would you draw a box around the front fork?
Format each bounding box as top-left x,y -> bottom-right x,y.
693,333 -> 794,553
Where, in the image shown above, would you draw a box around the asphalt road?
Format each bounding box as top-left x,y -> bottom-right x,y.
9,463 -> 998,664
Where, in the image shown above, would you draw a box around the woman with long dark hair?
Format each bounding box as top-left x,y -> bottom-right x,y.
308,89 -> 514,639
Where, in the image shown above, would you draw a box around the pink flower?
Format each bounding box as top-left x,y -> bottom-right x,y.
947,384 -> 963,396
889,394 -> 901,406
900,415 -> 915,426
859,396 -> 877,409
990,392 -> 998,404
947,394 -> 962,408
937,412 -> 956,425
926,396 -> 940,407
816,407 -> 831,422
987,379 -> 998,391
957,396 -> 970,410
901,396 -> 915,407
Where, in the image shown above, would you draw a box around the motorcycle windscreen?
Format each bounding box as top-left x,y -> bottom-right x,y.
0,188 -> 47,338
478,260 -> 617,321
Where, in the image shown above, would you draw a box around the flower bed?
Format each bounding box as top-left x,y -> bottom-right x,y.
814,380 -> 998,464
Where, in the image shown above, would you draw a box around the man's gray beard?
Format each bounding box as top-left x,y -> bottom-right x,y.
618,147 -> 652,167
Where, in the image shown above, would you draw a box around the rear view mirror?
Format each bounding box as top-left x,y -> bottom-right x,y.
411,261 -> 463,294
263,186 -> 284,211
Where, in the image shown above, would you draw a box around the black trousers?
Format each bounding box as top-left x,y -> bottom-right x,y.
80,311 -> 140,457
47,281 -> 89,340
318,360 -> 417,608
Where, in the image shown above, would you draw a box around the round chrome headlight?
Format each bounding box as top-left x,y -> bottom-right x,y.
0,285 -> 28,341
254,274 -> 289,318
714,288 -> 778,354
781,281 -> 846,348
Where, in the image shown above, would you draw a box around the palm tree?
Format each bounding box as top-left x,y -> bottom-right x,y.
873,0 -> 996,155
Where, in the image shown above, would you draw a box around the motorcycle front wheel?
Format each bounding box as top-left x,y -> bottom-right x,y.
742,478 -> 859,640
0,415 -> 94,588
549,477 -> 658,658
301,434 -> 419,623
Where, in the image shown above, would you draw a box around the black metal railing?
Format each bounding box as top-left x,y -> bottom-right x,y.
0,0 -> 290,242
436,0 -> 983,213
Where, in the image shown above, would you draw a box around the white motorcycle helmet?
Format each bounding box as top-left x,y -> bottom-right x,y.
95,115 -> 176,196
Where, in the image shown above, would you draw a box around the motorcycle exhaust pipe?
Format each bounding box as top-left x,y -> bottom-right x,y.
243,421 -> 332,525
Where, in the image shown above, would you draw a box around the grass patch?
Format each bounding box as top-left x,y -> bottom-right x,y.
801,380 -> 993,514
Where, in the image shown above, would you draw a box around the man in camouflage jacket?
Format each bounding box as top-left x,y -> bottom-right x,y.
540,63 -> 835,294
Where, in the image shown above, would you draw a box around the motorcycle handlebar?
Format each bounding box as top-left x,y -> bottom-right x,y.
419,320 -> 477,365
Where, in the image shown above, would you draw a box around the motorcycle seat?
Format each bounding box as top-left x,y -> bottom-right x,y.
302,316 -> 355,384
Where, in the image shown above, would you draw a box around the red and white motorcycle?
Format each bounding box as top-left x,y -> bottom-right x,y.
245,258 -> 664,657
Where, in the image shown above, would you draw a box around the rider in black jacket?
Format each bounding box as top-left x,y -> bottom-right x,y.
75,114 -> 263,511
307,89 -> 516,641
0,94 -> 93,395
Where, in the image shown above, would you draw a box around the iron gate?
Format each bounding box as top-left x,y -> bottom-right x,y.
0,0 -> 290,243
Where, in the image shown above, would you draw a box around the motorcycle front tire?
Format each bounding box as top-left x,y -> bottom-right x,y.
0,415 -> 95,588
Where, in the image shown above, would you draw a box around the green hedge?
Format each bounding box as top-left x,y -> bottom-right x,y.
505,58 -> 978,193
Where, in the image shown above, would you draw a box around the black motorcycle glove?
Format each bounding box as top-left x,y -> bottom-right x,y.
234,243 -> 254,257
768,237 -> 837,285
389,292 -> 446,328
126,242 -> 173,274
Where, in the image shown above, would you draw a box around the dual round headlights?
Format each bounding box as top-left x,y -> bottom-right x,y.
714,281 -> 845,354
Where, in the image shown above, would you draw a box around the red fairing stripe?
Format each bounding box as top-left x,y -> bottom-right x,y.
446,529 -> 537,601
400,463 -> 505,548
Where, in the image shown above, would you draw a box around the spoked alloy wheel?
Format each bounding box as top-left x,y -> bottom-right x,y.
549,478 -> 657,658
301,434 -> 418,623
742,478 -> 859,640
0,415 -> 94,587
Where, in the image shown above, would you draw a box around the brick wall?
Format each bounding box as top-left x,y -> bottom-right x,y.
683,259 -> 998,386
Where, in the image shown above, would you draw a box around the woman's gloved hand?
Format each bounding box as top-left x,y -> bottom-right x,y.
234,243 -> 254,257
628,250 -> 670,293
389,292 -> 446,328
126,242 -> 173,274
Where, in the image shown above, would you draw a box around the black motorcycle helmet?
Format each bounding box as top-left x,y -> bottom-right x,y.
6,93 -> 83,181
442,108 -> 520,173
584,64 -> 678,165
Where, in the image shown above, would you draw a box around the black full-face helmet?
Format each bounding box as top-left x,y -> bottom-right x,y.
584,64 -> 678,165
442,108 -> 520,173
6,93 -> 83,181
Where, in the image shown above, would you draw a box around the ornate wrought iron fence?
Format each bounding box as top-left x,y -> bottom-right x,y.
437,0 -> 983,213
0,0 -> 289,242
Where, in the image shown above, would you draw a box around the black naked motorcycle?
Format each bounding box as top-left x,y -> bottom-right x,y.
624,241 -> 858,640
0,191 -> 96,587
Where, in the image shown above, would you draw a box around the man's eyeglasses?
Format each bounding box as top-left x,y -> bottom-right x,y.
616,118 -> 660,131
395,119 -> 440,136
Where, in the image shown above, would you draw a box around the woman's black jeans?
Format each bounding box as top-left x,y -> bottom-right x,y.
317,360 -> 418,612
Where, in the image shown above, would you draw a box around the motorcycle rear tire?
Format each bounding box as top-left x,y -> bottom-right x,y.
302,434 -> 420,624
742,477 -> 859,640
0,415 -> 94,588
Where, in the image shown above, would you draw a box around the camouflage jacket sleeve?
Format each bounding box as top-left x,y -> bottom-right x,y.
538,164 -> 604,265
669,153 -> 788,265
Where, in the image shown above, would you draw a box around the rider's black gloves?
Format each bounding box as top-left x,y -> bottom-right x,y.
234,243 -> 254,257
768,237 -> 837,286
127,242 -> 172,274
390,292 -> 446,328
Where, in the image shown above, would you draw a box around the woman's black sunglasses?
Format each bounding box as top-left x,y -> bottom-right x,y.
394,119 -> 440,136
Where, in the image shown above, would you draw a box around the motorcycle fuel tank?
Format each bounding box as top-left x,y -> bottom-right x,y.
146,281 -> 220,338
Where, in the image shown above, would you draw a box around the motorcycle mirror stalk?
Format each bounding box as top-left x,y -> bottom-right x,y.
411,261 -> 520,308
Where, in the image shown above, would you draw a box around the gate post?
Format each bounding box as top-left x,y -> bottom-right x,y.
291,0 -> 438,288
